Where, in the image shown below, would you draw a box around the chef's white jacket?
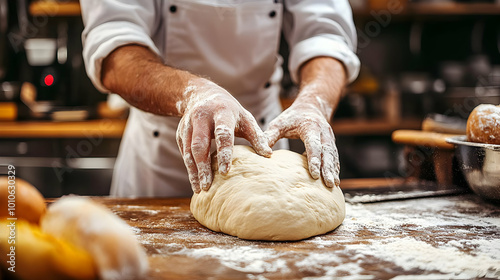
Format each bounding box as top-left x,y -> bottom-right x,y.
81,0 -> 360,197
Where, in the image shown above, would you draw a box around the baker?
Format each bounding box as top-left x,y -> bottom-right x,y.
80,0 -> 360,197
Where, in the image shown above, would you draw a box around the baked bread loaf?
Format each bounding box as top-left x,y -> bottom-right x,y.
466,104 -> 500,145
0,219 -> 97,280
0,177 -> 46,225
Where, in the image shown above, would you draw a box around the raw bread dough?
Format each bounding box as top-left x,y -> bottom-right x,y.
190,145 -> 345,241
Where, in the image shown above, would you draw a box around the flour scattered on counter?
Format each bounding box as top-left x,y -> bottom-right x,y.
464,239 -> 500,257
124,196 -> 499,279
390,273 -> 468,280
175,246 -> 289,274
301,236 -> 500,279
130,226 -> 141,234
142,209 -> 159,215
114,205 -> 160,215
299,198 -> 500,279
342,198 -> 499,232
305,236 -> 336,248
137,232 -> 167,245
350,237 -> 500,279
122,205 -> 146,209
295,253 -> 366,279
247,274 -> 270,280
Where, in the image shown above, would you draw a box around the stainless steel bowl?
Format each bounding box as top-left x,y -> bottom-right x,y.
447,135 -> 500,203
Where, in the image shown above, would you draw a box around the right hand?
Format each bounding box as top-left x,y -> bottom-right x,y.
176,80 -> 272,193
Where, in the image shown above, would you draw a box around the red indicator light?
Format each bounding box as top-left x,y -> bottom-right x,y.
44,74 -> 54,86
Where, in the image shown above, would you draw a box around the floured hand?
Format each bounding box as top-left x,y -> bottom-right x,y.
265,57 -> 346,189
265,97 -> 340,188
176,79 -> 272,193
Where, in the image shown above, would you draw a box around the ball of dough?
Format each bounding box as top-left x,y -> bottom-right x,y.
467,104 -> 500,144
41,196 -> 149,280
190,145 -> 346,241
0,177 -> 46,225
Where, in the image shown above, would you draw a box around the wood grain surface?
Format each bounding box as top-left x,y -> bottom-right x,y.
87,194 -> 500,279
0,119 -> 126,138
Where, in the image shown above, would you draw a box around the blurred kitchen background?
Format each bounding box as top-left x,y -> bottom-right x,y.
0,0 -> 499,197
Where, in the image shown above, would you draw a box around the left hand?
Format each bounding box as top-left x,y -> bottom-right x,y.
265,101 -> 340,188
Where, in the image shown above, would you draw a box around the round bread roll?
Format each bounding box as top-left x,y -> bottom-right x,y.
0,177 -> 46,225
467,104 -> 500,145
0,219 -> 96,280
41,196 -> 149,280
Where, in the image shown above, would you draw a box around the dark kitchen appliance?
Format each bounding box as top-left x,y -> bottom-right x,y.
1,0 -> 104,120
0,0 -> 8,81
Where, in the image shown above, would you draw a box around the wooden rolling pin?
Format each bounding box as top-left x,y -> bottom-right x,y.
392,130 -> 460,150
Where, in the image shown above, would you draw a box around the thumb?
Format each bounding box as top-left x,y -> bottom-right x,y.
238,111 -> 273,157
264,124 -> 281,148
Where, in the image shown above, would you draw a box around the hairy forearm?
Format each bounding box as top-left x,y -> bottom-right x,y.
101,44 -> 205,117
294,57 -> 347,120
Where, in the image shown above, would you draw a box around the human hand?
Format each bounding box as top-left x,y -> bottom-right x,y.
265,101 -> 340,188
176,80 -> 272,193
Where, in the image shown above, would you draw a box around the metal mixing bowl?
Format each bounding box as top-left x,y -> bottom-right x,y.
447,136 -> 500,203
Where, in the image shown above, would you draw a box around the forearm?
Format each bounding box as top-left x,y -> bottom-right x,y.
293,57 -> 347,120
101,44 -> 206,117
265,57 -> 345,187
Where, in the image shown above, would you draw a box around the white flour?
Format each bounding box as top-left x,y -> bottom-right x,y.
295,253 -> 368,280
300,199 -> 500,279
473,104 -> 500,130
141,209 -> 159,215
174,245 -> 289,274
349,237 -> 499,279
342,199 -> 499,230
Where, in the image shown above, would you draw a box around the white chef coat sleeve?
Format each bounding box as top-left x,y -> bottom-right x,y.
80,0 -> 161,93
283,0 -> 361,84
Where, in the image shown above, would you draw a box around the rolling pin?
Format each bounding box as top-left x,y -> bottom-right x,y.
392,129 -> 463,187
392,130 -> 460,150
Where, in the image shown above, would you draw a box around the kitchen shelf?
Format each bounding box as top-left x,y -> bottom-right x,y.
332,118 -> 422,135
354,2 -> 500,17
29,1 -> 81,17
0,118 -> 421,138
29,1 -> 500,17
0,119 -> 126,138
408,2 -> 500,15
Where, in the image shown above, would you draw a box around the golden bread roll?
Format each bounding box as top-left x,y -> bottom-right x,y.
41,196 -> 149,280
0,177 -> 46,225
467,104 -> 500,145
0,219 -> 97,280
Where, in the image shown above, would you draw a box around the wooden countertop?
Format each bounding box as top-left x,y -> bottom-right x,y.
88,194 -> 500,279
